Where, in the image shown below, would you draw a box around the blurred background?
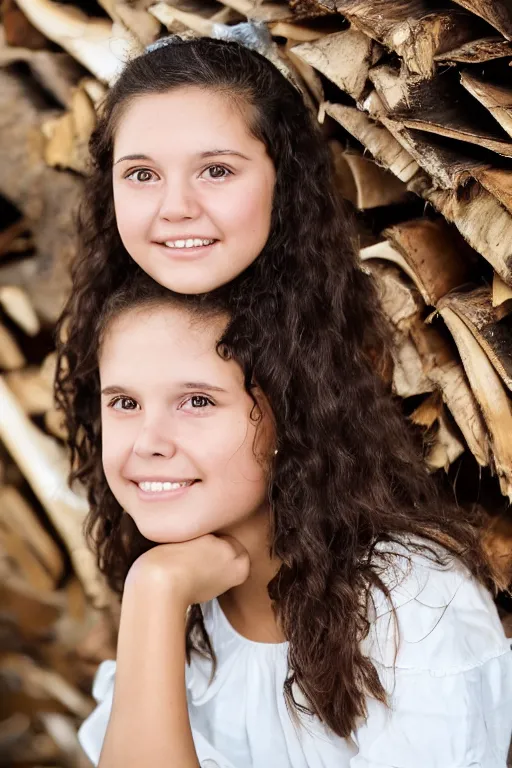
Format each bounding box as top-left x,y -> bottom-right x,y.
1,0 -> 512,765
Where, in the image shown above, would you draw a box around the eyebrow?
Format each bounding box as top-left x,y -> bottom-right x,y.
101,382 -> 227,395
114,150 -> 251,165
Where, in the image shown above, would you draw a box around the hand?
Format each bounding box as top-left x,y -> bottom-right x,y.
125,534 -> 250,608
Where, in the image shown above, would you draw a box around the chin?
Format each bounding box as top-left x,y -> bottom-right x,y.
132,517 -> 210,545
159,274 -> 232,295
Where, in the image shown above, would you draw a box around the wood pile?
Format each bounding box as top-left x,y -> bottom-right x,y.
0,0 -> 512,764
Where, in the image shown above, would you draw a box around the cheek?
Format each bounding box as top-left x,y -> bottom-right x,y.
114,186 -> 151,243
211,421 -> 268,487
239,182 -> 272,231
214,178 -> 273,239
101,422 -> 130,482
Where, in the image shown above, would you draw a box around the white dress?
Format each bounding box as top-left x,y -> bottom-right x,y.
78,541 -> 512,767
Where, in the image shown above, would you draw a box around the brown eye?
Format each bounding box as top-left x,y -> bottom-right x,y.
126,169 -> 155,183
112,397 -> 139,411
207,165 -> 229,179
190,396 -> 211,408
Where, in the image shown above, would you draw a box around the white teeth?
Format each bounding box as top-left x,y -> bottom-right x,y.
164,238 -> 214,249
138,481 -> 190,493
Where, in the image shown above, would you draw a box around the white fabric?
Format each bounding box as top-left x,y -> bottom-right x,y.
78,541 -> 512,767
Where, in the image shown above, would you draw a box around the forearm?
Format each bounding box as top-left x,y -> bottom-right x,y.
98,571 -> 199,768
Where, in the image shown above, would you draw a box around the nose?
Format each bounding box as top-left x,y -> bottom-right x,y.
158,175 -> 201,222
133,416 -> 177,460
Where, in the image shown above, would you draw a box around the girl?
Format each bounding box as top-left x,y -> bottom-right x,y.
54,35 -> 512,765
68,274 -> 512,767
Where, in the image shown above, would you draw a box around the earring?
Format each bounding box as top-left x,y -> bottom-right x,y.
274,449 -> 278,455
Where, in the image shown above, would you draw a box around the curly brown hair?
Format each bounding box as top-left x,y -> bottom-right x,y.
55,36 -> 497,739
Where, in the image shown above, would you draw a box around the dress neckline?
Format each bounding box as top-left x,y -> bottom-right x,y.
213,598 -> 289,649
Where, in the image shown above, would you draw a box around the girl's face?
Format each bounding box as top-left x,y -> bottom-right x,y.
99,304 -> 273,544
113,87 -> 276,294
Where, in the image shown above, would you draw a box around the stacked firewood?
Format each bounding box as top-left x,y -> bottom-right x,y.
1,0 -> 512,764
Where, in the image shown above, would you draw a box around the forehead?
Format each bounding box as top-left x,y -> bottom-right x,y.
99,305 -> 236,383
113,86 -> 258,158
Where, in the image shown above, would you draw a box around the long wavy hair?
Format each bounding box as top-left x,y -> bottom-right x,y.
55,36 -> 497,738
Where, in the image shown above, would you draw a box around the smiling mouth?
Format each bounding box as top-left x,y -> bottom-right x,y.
161,239 -> 218,250
137,480 -> 197,493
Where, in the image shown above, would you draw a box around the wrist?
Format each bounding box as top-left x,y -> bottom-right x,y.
124,559 -> 191,615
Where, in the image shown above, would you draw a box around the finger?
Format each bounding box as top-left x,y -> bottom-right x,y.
215,533 -> 249,560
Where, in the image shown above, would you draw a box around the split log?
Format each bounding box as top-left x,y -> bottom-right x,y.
482,513 -> 512,589
364,261 -> 433,397
269,21 -> 326,42
0,486 -> 64,588
493,273 -> 512,308
2,0 -> 50,49
381,70 -> 512,159
1,655 -> 93,719
0,217 -> 30,260
0,286 -> 40,336
437,305 -> 512,500
13,0 -> 140,85
291,27 -> 382,100
472,167 -> 512,215
0,565 -> 64,637
460,71 -> 512,140
330,0 -> 441,42
450,0 -> 512,41
0,27 -> 85,109
367,67 -> 493,189
98,0 -> 161,46
5,367 -> 54,414
324,102 -> 420,183
326,2 -> 484,77
42,81 -> 98,175
422,181 -> 512,288
285,41 -> 324,103
411,319 -> 490,467
410,394 -> 465,472
363,251 -> 490,465
435,37 -> 512,65
149,1 -> 220,36
437,287 -> 512,392
383,10 -> 481,79
0,377 -> 109,609
360,218 -> 471,306
0,68 -> 84,323
0,323 -> 25,370
202,0 -> 294,22
330,146 -> 408,209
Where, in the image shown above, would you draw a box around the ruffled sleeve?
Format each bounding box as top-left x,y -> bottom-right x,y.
77,660 -> 239,768
351,544 -> 512,768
